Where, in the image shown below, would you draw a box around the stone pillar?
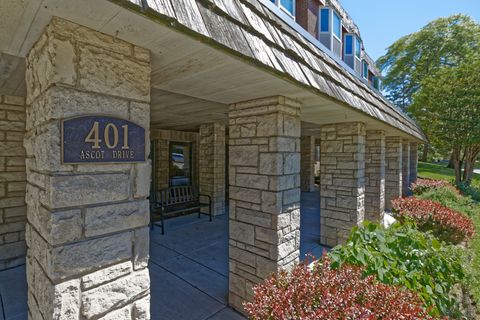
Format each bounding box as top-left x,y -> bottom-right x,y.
409,142 -> 418,184
228,96 -> 301,313
0,94 -> 27,270
320,122 -> 366,247
402,141 -> 411,196
199,123 -> 226,216
385,137 -> 403,210
24,17 -> 151,320
300,136 -> 315,192
364,130 -> 385,223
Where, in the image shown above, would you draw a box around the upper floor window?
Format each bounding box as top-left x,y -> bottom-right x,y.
362,60 -> 369,79
344,34 -> 353,55
355,36 -> 361,58
270,0 -> 295,17
332,11 -> 341,39
320,8 -> 329,32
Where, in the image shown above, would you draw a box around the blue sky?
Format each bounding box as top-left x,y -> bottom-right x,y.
340,0 -> 480,61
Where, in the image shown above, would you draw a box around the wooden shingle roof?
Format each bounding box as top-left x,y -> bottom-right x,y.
124,0 -> 426,141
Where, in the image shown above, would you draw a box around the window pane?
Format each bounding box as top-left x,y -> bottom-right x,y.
345,35 -> 353,54
333,11 -> 341,38
355,37 -> 361,58
320,8 -> 329,32
170,142 -> 191,186
362,60 -> 369,78
280,0 -> 294,15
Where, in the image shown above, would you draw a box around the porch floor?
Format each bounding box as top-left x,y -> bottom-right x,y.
0,191 -> 325,320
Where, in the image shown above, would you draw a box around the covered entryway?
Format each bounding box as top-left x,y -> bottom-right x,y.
0,0 -> 424,319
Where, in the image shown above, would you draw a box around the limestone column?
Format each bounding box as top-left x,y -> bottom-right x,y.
228,96 -> 301,313
385,136 -> 403,210
402,141 -> 411,196
320,122 -> 366,247
199,123 -> 226,216
364,130 -> 385,223
409,142 -> 418,184
300,136 -> 315,192
24,18 -> 151,320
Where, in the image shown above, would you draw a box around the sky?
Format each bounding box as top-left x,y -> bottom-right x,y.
340,0 -> 480,61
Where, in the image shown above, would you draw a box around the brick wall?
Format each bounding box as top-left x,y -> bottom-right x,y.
0,94 -> 27,270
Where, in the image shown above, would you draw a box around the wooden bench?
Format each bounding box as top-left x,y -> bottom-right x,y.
150,185 -> 212,234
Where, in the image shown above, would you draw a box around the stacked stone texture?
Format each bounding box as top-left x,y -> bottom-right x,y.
385,137 -> 403,210
199,123 -> 226,216
228,96 -> 301,313
409,142 -> 418,184
24,17 -> 151,320
402,142 -> 411,196
151,129 -> 199,190
320,122 -> 366,247
300,136 -> 315,192
0,94 -> 27,270
364,130 -> 385,223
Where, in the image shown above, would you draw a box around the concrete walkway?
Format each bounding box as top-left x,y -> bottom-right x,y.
0,191 -> 325,320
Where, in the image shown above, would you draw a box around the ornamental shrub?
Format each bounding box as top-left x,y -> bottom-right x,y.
329,222 -> 465,317
244,255 -> 436,320
411,178 -> 451,195
391,197 -> 475,243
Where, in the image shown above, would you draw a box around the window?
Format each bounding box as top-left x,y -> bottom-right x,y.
280,0 -> 294,15
355,36 -> 361,58
332,11 -> 341,38
362,60 -> 369,79
169,142 -> 192,186
320,8 -> 329,32
270,0 -> 295,16
344,35 -> 353,55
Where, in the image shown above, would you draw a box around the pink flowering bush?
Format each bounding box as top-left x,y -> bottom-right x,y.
391,197 -> 475,244
411,178 -> 451,194
244,256 -> 437,320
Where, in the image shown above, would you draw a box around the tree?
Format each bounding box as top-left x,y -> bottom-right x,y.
412,53 -> 480,185
378,14 -> 480,173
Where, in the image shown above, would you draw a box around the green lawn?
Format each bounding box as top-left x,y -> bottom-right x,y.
418,161 -> 480,312
418,161 -> 480,189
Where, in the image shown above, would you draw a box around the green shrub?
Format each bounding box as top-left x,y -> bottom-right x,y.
329,222 -> 465,318
417,186 -> 477,218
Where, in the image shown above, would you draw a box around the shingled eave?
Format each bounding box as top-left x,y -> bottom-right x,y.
115,0 -> 426,142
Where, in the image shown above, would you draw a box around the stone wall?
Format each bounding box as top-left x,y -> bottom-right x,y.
24,17 -> 151,319
402,141 -> 411,196
385,137 -> 403,210
228,96 -> 301,314
300,136 -> 315,192
364,130 -> 385,223
320,122 -> 366,246
0,94 -> 27,270
151,129 -> 198,191
409,142 -> 418,184
199,123 -> 226,216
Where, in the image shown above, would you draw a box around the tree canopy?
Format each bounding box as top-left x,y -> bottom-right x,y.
378,14 -> 480,184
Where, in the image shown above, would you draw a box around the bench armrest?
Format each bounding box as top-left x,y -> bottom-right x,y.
198,194 -> 211,206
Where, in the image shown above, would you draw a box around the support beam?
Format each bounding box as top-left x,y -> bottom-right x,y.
410,142 -> 419,184
199,123 -> 226,216
300,136 -> 315,192
402,141 -> 411,196
24,17 -> 151,320
385,137 -> 403,210
320,122 -> 366,247
365,130 -> 385,223
228,96 -> 301,314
